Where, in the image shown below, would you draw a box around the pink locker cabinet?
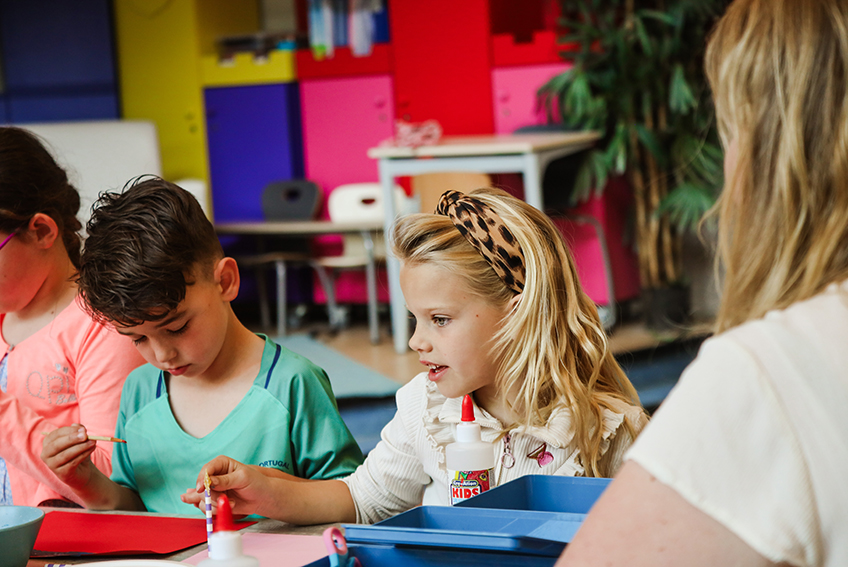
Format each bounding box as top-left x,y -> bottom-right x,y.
491,62 -> 640,305
299,74 -> 395,304
300,74 -> 394,201
492,62 -> 569,134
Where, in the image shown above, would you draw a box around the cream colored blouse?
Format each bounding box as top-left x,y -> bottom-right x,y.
342,372 -> 648,524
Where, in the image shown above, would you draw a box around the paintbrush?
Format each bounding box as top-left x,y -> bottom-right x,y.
41,431 -> 127,443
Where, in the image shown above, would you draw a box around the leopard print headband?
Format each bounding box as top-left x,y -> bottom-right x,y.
435,190 -> 526,294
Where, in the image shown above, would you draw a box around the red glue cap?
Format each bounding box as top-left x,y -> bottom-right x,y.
461,394 -> 476,422
215,495 -> 235,532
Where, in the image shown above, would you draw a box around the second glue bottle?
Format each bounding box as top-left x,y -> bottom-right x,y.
445,394 -> 495,505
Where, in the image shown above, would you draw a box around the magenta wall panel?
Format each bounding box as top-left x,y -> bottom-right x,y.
553,179 -> 641,304
491,62 -> 570,134
300,74 -> 394,199
300,75 -> 395,304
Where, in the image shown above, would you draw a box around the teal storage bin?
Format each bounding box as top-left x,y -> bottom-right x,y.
456,475 -> 611,513
344,506 -> 583,556
303,542 -> 559,567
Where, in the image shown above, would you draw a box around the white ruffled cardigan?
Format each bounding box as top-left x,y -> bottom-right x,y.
342,373 -> 648,524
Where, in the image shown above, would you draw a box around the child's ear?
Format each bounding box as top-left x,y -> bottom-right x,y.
506,292 -> 522,316
213,257 -> 240,301
27,213 -> 61,249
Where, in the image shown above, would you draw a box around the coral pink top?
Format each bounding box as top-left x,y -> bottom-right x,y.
0,296 -> 144,506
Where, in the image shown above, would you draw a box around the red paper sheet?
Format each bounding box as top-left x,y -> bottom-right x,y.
31,509 -> 255,557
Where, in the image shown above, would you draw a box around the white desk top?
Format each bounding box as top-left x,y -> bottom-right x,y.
367,131 -> 601,159
215,220 -> 383,236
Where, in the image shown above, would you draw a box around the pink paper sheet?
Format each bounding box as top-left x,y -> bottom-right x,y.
184,533 -> 328,567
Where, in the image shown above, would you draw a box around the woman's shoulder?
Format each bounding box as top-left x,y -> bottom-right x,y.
721,279 -> 848,345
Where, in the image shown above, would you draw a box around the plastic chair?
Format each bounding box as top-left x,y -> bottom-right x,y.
312,183 -> 416,344
410,172 -> 492,213
261,179 -> 323,220
236,180 -> 337,337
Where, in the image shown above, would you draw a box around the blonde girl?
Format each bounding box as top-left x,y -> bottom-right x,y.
559,1 -> 848,566
184,187 -> 647,524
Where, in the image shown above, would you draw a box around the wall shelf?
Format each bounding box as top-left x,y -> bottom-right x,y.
201,49 -> 296,87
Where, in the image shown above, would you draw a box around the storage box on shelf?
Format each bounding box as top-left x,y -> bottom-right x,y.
200,49 -> 296,87
491,30 -> 564,67
296,44 -> 393,79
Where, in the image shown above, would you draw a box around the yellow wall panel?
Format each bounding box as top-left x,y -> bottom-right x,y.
114,0 -> 260,183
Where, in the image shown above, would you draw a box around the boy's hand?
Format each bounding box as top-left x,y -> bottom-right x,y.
40,424 -> 98,490
181,456 -> 272,517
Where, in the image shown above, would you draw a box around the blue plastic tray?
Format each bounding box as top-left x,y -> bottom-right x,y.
303,542 -> 558,567
456,475 -> 611,513
344,506 -> 584,556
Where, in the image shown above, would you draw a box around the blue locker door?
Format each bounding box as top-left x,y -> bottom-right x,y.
205,83 -> 304,222
1,0 -> 116,88
0,0 -> 118,121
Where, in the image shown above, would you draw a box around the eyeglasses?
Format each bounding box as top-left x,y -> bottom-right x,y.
0,231 -> 15,251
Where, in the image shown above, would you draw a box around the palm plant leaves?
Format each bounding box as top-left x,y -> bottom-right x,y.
538,0 -> 729,286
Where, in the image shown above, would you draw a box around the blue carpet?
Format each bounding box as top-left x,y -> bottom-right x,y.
337,397 -> 397,455
616,336 -> 705,412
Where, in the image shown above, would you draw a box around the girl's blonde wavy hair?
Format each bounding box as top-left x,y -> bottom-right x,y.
706,0 -> 848,332
392,187 -> 643,477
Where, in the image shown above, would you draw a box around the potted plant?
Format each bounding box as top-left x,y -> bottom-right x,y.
539,0 -> 728,329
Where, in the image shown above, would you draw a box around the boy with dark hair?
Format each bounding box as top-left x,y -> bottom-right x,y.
41,177 -> 363,514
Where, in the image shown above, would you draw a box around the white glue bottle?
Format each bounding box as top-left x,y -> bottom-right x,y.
198,495 -> 259,567
445,394 -> 496,505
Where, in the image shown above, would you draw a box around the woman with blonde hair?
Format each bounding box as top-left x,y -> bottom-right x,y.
183,187 -> 648,524
559,0 -> 848,565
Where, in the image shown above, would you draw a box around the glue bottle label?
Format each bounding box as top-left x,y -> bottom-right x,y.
448,467 -> 494,505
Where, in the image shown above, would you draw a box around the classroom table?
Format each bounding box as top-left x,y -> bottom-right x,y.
368,131 -> 602,354
26,508 -> 337,566
215,220 -> 384,343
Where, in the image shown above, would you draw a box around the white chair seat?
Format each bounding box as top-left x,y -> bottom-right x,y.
315,183 -> 416,344
314,255 -> 373,269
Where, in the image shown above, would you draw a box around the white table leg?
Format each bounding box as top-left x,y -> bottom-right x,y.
274,259 -> 287,338
523,153 -> 543,210
362,230 -> 380,344
379,159 -> 409,354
